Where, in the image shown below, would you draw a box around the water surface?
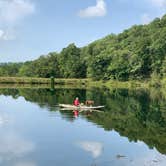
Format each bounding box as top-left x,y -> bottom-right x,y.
0,87 -> 166,166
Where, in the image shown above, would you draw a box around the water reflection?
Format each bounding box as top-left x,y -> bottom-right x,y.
0,132 -> 35,165
14,162 -> 36,166
73,110 -> 79,118
78,141 -> 103,158
0,87 -> 166,165
0,113 -> 10,125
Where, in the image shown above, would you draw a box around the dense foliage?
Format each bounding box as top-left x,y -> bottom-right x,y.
1,15 -> 166,80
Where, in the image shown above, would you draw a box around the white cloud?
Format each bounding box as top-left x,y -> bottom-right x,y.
148,0 -> 166,8
78,0 -> 107,18
141,0 -> 166,23
0,0 -> 35,24
0,29 -> 16,41
0,0 -> 35,41
78,141 -> 103,158
141,13 -> 152,24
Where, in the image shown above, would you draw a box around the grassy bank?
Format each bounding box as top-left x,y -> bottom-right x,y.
0,84 -> 91,89
0,77 -> 50,84
0,77 -> 89,86
0,77 -> 165,89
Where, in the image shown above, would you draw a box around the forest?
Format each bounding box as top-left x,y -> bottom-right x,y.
1,14 -> 166,81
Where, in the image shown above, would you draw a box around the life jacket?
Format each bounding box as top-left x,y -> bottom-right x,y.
74,99 -> 80,106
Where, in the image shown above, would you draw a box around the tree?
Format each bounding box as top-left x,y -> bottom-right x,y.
58,43 -> 86,78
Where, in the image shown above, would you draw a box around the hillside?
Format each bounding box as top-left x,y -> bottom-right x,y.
1,14 -> 166,81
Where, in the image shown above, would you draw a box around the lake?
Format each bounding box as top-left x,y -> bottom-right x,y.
0,87 -> 166,166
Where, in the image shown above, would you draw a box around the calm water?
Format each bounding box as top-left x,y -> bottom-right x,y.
0,87 -> 166,166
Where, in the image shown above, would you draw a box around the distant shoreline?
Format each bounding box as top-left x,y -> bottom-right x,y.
0,77 -> 88,84
0,77 -> 165,89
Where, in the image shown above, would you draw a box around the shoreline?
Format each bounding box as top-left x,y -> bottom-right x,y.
0,77 -> 165,89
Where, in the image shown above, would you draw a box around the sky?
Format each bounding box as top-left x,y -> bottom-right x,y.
0,0 -> 166,62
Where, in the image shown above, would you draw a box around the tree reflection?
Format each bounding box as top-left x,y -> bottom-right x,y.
0,87 -> 166,154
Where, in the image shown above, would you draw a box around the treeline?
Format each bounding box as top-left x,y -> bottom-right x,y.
1,14 -> 166,80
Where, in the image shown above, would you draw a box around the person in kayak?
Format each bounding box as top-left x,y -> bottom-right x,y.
73,97 -> 80,106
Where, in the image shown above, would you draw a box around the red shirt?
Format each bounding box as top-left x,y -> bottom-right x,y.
74,99 -> 80,106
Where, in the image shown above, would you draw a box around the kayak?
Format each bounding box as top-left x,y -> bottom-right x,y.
59,104 -> 104,110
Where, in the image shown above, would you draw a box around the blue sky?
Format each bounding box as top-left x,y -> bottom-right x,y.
0,0 -> 166,62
